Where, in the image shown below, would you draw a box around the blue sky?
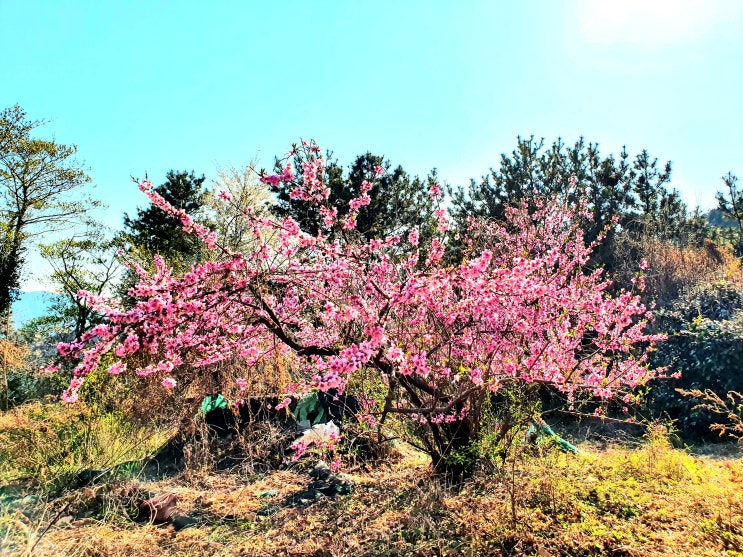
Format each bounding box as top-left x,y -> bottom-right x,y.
2,0 -> 742,290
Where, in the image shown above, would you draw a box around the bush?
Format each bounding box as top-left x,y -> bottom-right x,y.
647,311 -> 743,439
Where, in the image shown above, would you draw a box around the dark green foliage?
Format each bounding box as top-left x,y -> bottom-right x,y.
450,136 -> 709,271
271,151 -> 438,242
647,282 -> 743,439
450,137 -> 578,221
449,138 -> 678,233
628,149 -> 672,220
4,359 -> 68,407
623,151 -> 685,243
120,170 -> 210,271
580,144 -> 636,247
0,244 -> 23,318
683,207 -> 714,248
450,137 -> 643,265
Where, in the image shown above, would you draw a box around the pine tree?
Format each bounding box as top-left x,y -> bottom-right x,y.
0,105 -> 92,320
716,172 -> 743,255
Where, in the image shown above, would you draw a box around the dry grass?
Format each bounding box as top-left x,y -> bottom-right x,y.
0,402 -> 171,490
614,231 -> 742,308
3,434 -> 742,557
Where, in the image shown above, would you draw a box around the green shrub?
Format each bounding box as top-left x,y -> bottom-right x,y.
647,310 -> 743,439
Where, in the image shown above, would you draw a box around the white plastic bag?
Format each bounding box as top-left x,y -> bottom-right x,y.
293,421 -> 340,447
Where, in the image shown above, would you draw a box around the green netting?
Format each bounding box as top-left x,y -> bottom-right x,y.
527,419 -> 586,455
198,394 -> 229,416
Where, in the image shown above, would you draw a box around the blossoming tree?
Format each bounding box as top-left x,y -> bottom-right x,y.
52,141 -> 660,475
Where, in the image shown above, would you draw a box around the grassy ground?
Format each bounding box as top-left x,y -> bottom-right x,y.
1,407 -> 742,556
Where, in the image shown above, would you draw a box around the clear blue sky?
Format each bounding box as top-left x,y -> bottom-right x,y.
2,0 -> 742,289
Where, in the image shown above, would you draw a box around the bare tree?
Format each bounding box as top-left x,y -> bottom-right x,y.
209,163 -> 274,252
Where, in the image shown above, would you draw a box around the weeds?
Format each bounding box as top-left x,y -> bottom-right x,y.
680,388 -> 743,442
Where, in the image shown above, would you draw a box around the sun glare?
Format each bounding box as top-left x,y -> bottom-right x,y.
575,0 -> 741,46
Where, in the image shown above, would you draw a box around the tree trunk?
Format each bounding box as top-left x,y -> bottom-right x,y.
0,309 -> 10,411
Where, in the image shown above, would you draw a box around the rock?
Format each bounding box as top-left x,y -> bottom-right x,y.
311,475 -> 353,498
256,505 -> 280,517
309,461 -> 331,481
172,514 -> 200,531
75,469 -> 108,486
139,492 -> 178,523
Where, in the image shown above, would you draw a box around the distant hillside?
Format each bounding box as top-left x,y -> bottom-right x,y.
707,208 -> 740,229
10,291 -> 60,328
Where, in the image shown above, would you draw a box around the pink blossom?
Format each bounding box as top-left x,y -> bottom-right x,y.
107,361 -> 127,375
161,377 -> 177,389
289,441 -> 308,462
61,388 -> 78,404
342,216 -> 357,230
429,183 -> 442,200
260,174 -> 282,186
41,362 -> 61,374
275,397 -> 292,411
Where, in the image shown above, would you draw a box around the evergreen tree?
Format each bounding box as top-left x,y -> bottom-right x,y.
449,136 -> 712,269
450,136 -> 567,226
116,170 -> 210,304
627,149 -> 673,221
450,137 -> 640,261
716,172 -> 743,255
119,170 -> 210,272
0,105 -> 93,320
